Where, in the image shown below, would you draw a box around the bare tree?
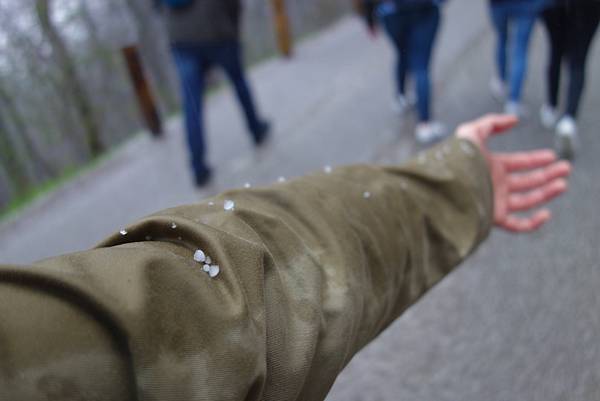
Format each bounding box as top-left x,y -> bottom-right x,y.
0,111 -> 32,197
0,77 -> 54,181
35,0 -> 105,157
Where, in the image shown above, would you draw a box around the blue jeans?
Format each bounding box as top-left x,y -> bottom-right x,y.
490,3 -> 538,102
380,4 -> 440,122
172,41 -> 262,176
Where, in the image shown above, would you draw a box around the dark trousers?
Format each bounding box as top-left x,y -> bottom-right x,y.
489,2 -> 538,102
542,3 -> 600,117
380,4 -> 440,122
172,41 -> 262,176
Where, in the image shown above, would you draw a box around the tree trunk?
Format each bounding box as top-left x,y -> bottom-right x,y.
0,78 -> 55,180
35,0 -> 105,158
0,114 -> 31,197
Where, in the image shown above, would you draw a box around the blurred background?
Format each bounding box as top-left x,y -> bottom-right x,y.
1,0 -> 599,400
0,0 -> 350,212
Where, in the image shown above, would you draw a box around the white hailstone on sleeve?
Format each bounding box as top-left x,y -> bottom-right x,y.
193,249 -> 206,263
460,141 -> 475,156
119,229 -> 128,236
205,256 -> 212,264
208,201 -> 215,206
324,165 -> 333,174
209,265 -> 220,278
244,182 -> 251,189
203,264 -> 211,273
363,191 -> 371,199
224,200 -> 235,211
171,222 -> 177,229
277,176 -> 286,183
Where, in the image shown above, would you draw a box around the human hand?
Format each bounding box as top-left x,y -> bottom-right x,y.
456,114 -> 572,232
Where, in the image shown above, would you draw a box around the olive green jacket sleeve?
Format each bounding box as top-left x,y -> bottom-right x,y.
0,138 -> 493,401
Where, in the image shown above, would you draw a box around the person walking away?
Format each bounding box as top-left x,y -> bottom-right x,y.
539,0 -> 600,160
488,0 -> 547,116
157,0 -> 270,187
363,0 -> 447,144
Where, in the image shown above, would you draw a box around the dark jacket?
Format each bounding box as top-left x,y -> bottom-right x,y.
159,0 -> 241,44
489,0 -> 550,6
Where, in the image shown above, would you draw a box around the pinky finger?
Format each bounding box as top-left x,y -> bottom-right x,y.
500,209 -> 552,233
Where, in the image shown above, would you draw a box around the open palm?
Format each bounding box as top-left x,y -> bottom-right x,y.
456,114 -> 572,232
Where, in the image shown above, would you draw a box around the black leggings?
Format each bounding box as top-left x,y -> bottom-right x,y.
542,3 -> 600,117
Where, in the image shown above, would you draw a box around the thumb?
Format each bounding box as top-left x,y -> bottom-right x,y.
478,114 -> 519,138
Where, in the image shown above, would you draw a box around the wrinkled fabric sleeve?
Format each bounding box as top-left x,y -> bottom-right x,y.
0,138 -> 493,401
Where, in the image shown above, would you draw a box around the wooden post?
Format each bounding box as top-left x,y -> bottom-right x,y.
271,0 -> 293,58
121,45 -> 163,138
352,0 -> 364,15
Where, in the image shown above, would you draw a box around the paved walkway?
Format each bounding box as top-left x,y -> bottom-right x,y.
2,0 -> 600,400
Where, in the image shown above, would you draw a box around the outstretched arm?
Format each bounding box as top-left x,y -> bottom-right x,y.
0,115 -> 570,401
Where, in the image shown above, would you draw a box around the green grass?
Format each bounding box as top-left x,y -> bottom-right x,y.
0,148 -> 118,223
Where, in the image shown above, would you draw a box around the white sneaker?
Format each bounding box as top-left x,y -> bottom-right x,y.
415,122 -> 447,144
391,95 -> 410,114
540,104 -> 559,129
504,101 -> 527,117
490,77 -> 506,102
555,116 -> 578,160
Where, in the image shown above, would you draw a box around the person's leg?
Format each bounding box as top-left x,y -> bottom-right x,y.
171,46 -> 210,181
541,6 -> 566,109
507,9 -> 536,102
565,5 -> 600,117
380,12 -> 408,97
490,4 -> 509,83
214,41 -> 266,140
408,5 -> 440,123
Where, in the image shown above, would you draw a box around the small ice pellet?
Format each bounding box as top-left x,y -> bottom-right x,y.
244,182 -> 251,189
324,165 -> 333,174
205,256 -> 212,264
278,176 -> 286,183
363,191 -> 371,199
203,264 -> 211,273
209,265 -> 220,278
145,235 -> 152,241
194,250 -> 206,263
224,200 -> 235,211
119,229 -> 128,236
171,222 -> 177,229
208,201 -> 215,206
